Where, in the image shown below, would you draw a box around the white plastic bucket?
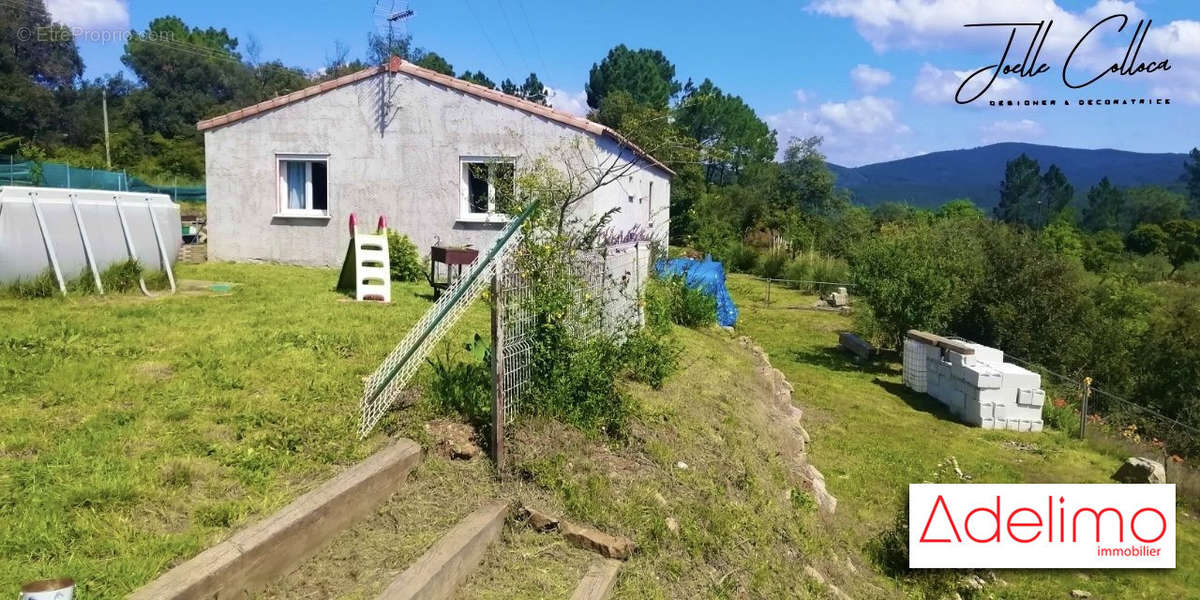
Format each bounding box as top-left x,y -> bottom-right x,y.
19,578 -> 74,600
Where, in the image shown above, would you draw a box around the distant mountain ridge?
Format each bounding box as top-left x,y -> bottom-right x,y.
828,143 -> 1189,209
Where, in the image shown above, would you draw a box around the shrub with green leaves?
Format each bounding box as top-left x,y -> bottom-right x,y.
647,276 -> 716,328
850,220 -> 984,348
868,506 -> 976,598
622,328 -> 680,389
425,335 -> 493,427
757,251 -> 789,279
386,229 -> 424,282
780,251 -> 849,294
722,242 -> 760,273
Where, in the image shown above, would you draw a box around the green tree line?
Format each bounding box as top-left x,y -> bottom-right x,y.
0,1 -> 552,184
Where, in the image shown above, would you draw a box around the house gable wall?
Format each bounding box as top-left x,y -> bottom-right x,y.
204,71 -> 670,267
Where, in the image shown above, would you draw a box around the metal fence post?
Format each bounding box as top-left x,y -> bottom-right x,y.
765,278 -> 772,306
491,272 -> 506,472
1079,376 -> 1092,439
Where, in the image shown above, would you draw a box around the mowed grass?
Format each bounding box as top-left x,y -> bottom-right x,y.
0,262 -> 487,598
726,273 -> 1200,598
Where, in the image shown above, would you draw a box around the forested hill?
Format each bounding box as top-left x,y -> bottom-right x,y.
829,143 -> 1189,209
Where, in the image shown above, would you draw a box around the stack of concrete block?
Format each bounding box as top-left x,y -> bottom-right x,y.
906,331 -> 1045,432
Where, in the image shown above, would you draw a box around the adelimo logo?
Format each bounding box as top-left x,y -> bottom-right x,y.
910,484 -> 1175,569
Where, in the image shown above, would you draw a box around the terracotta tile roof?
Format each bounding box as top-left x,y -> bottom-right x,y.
196,57 -> 674,177
196,65 -> 383,131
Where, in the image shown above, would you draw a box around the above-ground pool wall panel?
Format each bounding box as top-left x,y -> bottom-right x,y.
0,187 -> 181,285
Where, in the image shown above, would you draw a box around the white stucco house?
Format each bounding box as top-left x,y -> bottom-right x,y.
198,57 -> 672,266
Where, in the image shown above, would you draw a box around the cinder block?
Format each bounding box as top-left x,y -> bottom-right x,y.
980,417 -> 997,430
958,363 -> 1004,389
993,362 -> 1041,390
966,343 -> 1004,364
1005,419 -> 1022,431
993,418 -> 1009,431
1007,403 -> 1045,422
962,401 -> 995,425
945,389 -> 965,415
979,387 -> 1017,405
1016,388 -> 1045,408
992,402 -> 1009,420
1030,420 -> 1044,433
945,351 -> 974,368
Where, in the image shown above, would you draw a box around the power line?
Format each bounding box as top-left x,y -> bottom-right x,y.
513,0 -> 548,75
492,0 -> 532,75
461,0 -> 509,73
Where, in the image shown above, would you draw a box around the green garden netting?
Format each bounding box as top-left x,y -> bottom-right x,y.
0,154 -> 205,202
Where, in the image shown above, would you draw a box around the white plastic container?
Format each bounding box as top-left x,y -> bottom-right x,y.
903,337 -> 934,393
19,578 -> 74,600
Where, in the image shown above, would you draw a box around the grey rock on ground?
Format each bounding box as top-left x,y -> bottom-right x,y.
1112,457 -> 1166,484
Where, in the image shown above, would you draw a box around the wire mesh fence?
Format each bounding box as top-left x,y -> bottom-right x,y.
493,258 -> 533,429
491,240 -> 650,464
943,334 -> 1200,504
0,153 -> 206,201
754,277 -> 853,309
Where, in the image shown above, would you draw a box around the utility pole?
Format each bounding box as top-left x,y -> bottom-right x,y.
102,88 -> 112,169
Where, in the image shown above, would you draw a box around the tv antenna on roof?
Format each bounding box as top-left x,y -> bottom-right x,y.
373,1 -> 415,37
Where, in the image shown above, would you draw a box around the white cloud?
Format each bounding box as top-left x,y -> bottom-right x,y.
547,88 -> 589,116
912,63 -> 1029,105
807,0 -> 1163,72
1084,1 -> 1145,23
979,119 -> 1045,143
45,0 -> 130,31
850,64 -> 894,93
809,0 -> 1097,53
766,95 -> 911,166
794,88 -> 811,103
1147,20 -> 1200,59
1145,20 -> 1200,104
819,96 -> 909,135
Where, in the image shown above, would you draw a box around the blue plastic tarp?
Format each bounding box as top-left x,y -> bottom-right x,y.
655,255 -> 738,327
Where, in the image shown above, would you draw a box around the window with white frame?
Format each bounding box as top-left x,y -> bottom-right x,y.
277,154 -> 329,216
460,158 -> 514,220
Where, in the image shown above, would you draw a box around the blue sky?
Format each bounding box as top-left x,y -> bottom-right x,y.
49,0 -> 1200,166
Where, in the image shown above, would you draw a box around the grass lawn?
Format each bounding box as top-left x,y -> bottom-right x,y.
5,260 -> 1196,599
726,273 -> 1200,598
0,262 -> 487,598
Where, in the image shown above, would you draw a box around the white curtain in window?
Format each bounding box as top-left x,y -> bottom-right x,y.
286,161 -> 306,209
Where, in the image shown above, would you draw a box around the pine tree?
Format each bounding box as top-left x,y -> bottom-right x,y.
519,73 -> 547,105
1039,164 -> 1074,228
1082,177 -> 1125,232
1184,148 -> 1200,217
995,154 -> 1042,227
